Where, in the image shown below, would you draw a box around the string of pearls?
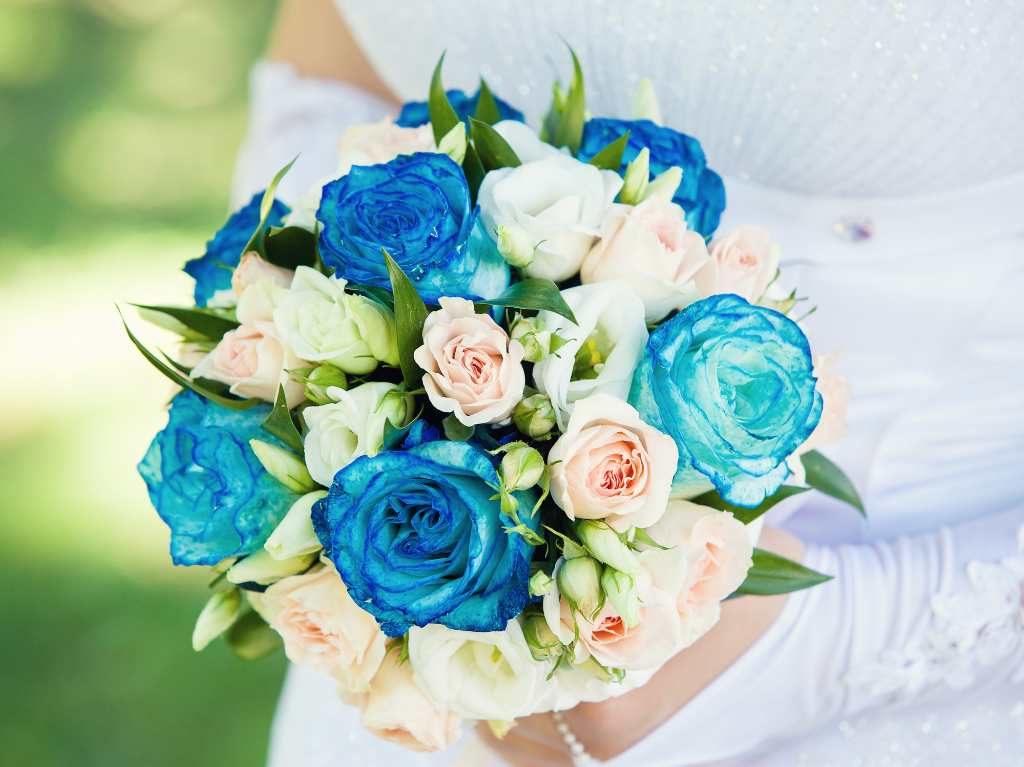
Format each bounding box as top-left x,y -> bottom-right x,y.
552,711 -> 598,765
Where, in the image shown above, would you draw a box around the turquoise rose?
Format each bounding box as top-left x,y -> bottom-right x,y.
629,294 -> 822,507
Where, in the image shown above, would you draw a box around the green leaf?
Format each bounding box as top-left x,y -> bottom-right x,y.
131,304 -> 239,341
442,415 -> 474,441
734,548 -> 832,596
226,610 -> 282,660
264,225 -> 317,271
477,279 -> 577,325
348,284 -> 395,310
801,450 -> 865,515
463,144 -> 487,205
691,485 -> 810,525
470,118 -> 521,171
261,385 -> 303,453
382,411 -> 422,450
541,46 -> 586,153
428,53 -> 461,145
118,307 -> 259,410
383,250 -> 429,388
474,78 -> 503,125
587,130 -> 630,170
243,157 -> 297,257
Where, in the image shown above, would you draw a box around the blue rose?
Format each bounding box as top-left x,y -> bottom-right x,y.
313,440 -> 538,636
137,391 -> 299,566
183,191 -> 290,307
317,153 -> 509,302
395,88 -> 525,128
578,118 -> 726,238
629,294 -> 822,507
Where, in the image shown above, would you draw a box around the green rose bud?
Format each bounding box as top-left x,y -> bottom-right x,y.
529,569 -> 555,597
509,315 -> 551,363
576,520 -> 640,575
192,587 -> 243,652
303,364 -> 348,405
249,438 -> 316,493
226,548 -> 317,586
513,393 -> 557,439
438,122 -> 467,165
619,147 -> 650,205
500,443 -> 545,491
643,165 -> 683,204
522,613 -> 563,662
557,556 -> 604,620
601,567 -> 640,628
496,223 -> 536,268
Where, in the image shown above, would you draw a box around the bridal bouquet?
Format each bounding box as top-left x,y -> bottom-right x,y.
124,52 -> 862,751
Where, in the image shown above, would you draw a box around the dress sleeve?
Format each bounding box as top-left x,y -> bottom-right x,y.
625,505 -> 1024,765
230,60 -> 396,208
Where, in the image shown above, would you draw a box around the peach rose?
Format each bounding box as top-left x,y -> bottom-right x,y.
231,251 -> 294,296
337,120 -> 435,176
581,199 -> 710,322
250,561 -> 387,696
413,297 -> 526,426
547,394 -> 678,531
190,320 -> 305,407
355,651 -> 462,752
695,225 -> 780,302
788,353 -> 850,483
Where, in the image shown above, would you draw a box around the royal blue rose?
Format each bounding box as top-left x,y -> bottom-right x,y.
317,153 -> 509,302
313,440 -> 538,636
578,118 -> 726,238
138,391 -> 299,566
184,191 -> 289,307
629,294 -> 822,507
395,88 -> 525,128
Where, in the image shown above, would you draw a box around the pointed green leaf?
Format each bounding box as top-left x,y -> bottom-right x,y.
264,225 -> 317,271
474,78 -> 503,125
801,450 -> 865,515
463,143 -> 487,204
428,53 -> 461,144
119,307 -> 259,410
383,250 -> 429,388
541,46 -> 586,153
442,415 -> 475,441
131,304 -> 239,341
734,548 -> 832,596
261,385 -> 303,453
243,157 -> 297,257
691,485 -> 810,525
587,130 -> 630,170
470,118 -> 521,171
477,279 -> 577,325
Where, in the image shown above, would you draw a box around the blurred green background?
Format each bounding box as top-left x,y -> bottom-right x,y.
1,1 -> 287,764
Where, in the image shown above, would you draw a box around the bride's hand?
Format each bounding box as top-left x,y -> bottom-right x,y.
476,527 -> 802,766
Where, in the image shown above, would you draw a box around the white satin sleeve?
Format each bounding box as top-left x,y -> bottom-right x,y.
617,504 -> 1024,766
230,61 -> 396,210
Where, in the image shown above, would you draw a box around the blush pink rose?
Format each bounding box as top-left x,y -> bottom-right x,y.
547,394 -> 678,531
413,297 -> 526,426
581,199 -> 710,322
190,320 -> 305,407
231,251 -> 294,296
354,651 -> 462,753
788,353 -> 850,483
695,225 -> 780,302
337,120 -> 435,176
250,561 -> 387,696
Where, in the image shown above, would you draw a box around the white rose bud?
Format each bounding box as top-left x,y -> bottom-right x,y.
264,490 -> 327,560
500,443 -> 545,492
619,147 -> 650,205
192,587 -> 242,652
513,393 -> 557,439
528,569 -> 555,597
496,224 -> 536,268
643,165 -> 683,204
601,567 -> 641,628
303,364 -> 348,405
226,548 -> 317,586
632,78 -> 663,124
576,520 -> 640,575
248,439 -> 316,493
557,555 -> 604,620
522,613 -> 563,662
438,122 -> 467,165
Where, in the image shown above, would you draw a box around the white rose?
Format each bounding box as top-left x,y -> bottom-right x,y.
533,282 -> 648,430
492,120 -> 564,163
478,154 -> 622,281
581,199 -> 710,322
337,120 -> 435,177
273,266 -> 398,375
302,381 -> 406,488
408,621 -> 546,721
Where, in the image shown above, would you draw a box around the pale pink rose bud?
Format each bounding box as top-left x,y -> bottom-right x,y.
547,394 -> 678,531
695,225 -> 780,302
231,251 -> 294,296
413,297 -> 526,427
337,120 -> 435,176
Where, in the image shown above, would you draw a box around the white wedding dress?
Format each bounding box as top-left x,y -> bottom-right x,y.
232,2 -> 1024,764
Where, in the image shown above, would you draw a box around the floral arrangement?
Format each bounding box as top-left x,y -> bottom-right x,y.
124,52 -> 862,752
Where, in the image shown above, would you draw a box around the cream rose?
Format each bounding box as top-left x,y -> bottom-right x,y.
581,199 -> 710,322
191,321 -> 305,407
788,353 -> 850,483
302,381 -> 407,488
273,266 -> 398,375
413,297 -> 525,427
337,120 -> 435,177
533,282 -> 648,430
231,251 -> 294,296
477,154 -> 622,281
356,651 -> 462,753
547,394 -> 677,531
250,561 -> 387,695
695,225 -> 780,302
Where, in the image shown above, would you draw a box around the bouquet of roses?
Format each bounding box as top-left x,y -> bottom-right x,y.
124,51 -> 862,752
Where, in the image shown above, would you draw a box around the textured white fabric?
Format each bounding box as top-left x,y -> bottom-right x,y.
229,2 -> 1024,760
